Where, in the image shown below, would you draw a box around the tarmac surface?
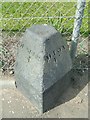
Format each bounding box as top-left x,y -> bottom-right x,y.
0,70 -> 88,118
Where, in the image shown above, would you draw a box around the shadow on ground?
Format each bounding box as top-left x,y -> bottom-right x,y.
44,53 -> 89,112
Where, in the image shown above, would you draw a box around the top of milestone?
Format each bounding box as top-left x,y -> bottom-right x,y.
27,24 -> 58,39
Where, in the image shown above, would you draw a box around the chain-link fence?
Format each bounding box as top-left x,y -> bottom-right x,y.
0,2 -> 88,75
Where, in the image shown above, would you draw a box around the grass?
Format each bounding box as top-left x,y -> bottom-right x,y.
0,2 -> 89,36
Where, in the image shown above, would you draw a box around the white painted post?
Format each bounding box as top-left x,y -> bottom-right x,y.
70,0 -> 86,61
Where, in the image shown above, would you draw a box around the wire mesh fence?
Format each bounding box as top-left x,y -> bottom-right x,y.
0,2 -> 89,75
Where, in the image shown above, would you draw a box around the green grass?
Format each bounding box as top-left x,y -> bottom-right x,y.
0,2 -> 89,37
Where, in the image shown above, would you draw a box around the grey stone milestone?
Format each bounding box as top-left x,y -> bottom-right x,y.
15,24 -> 72,113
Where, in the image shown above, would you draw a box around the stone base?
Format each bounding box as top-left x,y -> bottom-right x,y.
15,70 -> 72,113
43,70 -> 72,113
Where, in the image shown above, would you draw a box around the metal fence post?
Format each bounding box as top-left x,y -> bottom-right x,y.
70,0 -> 86,61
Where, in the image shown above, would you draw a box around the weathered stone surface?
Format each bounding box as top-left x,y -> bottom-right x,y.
15,24 -> 72,113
